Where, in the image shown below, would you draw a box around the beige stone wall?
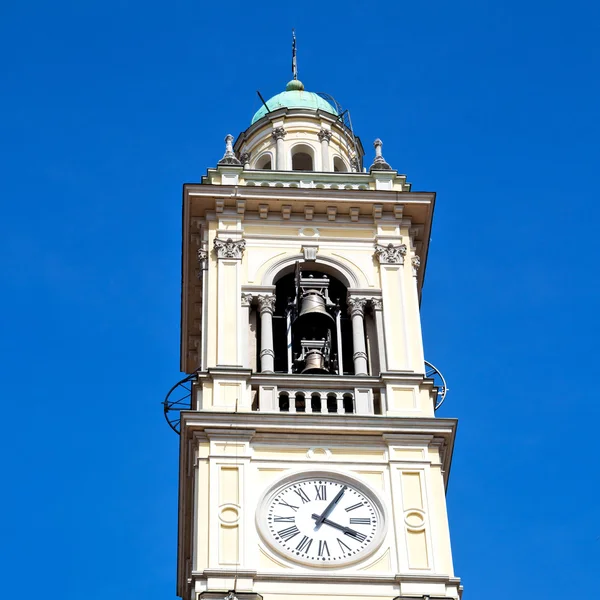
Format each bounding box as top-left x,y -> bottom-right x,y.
184,421 -> 459,600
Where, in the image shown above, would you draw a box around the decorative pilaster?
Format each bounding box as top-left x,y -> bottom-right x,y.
375,242 -> 411,371
258,294 -> 276,373
370,297 -> 387,373
213,238 -> 246,260
217,134 -> 241,166
374,242 -> 407,265
318,128 -> 333,171
213,237 -> 245,366
241,293 -> 254,369
271,127 -> 287,170
347,297 -> 368,376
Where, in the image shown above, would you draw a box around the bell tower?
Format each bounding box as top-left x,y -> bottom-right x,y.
165,67 -> 461,600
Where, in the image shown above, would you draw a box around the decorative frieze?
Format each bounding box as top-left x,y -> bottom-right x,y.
374,242 -> 407,265
213,238 -> 246,260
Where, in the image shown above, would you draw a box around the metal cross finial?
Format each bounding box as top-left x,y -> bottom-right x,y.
292,29 -> 297,80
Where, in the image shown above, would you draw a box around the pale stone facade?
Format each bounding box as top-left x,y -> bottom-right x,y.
176,81 -> 461,600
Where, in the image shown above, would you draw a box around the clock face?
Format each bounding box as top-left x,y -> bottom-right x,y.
258,474 -> 385,566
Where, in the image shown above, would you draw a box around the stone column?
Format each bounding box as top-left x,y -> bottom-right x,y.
258,294 -> 276,373
347,297 -> 368,376
272,127 -> 287,170
318,128 -> 332,171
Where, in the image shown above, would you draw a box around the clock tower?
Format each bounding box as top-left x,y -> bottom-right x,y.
165,71 -> 461,600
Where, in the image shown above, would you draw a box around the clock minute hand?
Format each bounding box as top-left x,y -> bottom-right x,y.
310,514 -> 362,539
312,485 -> 347,528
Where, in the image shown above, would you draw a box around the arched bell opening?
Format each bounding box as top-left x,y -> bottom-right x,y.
266,265 -> 355,375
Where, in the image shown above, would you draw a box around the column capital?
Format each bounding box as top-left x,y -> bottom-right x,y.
213,237 -> 246,260
370,298 -> 383,310
411,255 -> 421,276
318,128 -> 333,143
257,294 -> 276,314
241,293 -> 254,307
374,242 -> 407,265
347,296 -> 368,317
272,126 -> 287,141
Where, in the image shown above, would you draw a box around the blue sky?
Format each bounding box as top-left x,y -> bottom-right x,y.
1,0 -> 599,598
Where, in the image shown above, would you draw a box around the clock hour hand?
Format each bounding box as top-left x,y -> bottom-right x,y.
311,514 -> 363,539
312,485 -> 347,529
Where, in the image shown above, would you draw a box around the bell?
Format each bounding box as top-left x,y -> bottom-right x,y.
294,290 -> 335,331
302,349 -> 328,374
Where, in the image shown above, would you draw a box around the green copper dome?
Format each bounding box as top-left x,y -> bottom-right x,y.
251,80 -> 338,124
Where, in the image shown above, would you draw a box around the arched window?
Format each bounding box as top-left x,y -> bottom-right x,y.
333,156 -> 348,172
291,145 -> 314,171
255,153 -> 272,170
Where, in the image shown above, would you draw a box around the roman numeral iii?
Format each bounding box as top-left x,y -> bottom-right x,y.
349,517 -> 371,524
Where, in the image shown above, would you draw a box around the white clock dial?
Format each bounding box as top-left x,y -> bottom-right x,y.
259,474 -> 385,566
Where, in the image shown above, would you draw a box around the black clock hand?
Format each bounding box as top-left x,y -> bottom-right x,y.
312,485 -> 347,529
311,513 -> 363,539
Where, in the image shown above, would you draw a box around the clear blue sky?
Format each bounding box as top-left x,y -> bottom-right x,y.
1,0 -> 599,598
